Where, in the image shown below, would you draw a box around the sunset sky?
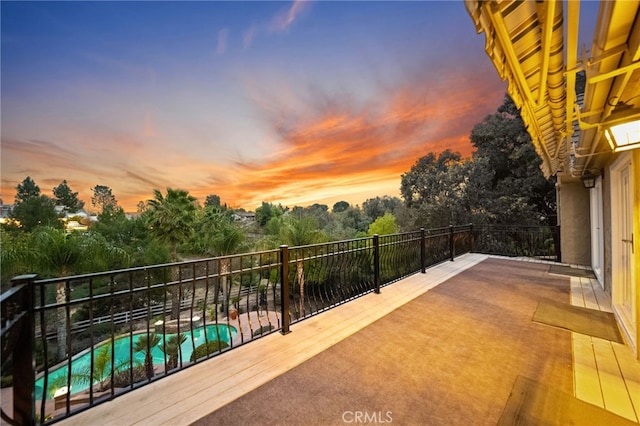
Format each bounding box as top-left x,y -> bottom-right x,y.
2,1 -> 512,212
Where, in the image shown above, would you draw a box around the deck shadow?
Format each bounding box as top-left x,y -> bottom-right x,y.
498,375 -> 636,425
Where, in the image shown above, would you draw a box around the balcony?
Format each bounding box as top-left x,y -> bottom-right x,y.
2,226 -> 639,425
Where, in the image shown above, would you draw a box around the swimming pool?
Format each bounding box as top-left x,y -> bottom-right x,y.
35,323 -> 236,398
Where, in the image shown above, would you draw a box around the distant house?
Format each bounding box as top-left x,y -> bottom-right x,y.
0,202 -> 13,224
54,207 -> 97,231
233,211 -> 256,222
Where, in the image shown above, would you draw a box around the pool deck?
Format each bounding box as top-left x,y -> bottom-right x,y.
3,253 -> 639,425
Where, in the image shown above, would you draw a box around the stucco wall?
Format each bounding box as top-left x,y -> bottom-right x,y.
633,150 -> 640,360
557,177 -> 591,265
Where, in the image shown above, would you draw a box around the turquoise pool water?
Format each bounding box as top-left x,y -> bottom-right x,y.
35,324 -> 236,398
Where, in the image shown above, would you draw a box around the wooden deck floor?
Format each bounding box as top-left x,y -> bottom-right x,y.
43,253 -> 639,425
570,272 -> 640,422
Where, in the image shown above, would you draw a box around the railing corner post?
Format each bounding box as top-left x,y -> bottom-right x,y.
449,225 -> 455,262
469,223 -> 475,253
373,234 -> 381,294
279,245 -> 291,335
420,228 -> 426,273
10,274 -> 37,426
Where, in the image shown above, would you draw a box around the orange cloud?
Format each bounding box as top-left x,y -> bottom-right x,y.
203,74 -> 504,210
1,70 -> 505,213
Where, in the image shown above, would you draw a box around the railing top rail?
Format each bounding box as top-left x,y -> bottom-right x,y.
287,235 -> 371,251
30,225 -> 480,285
0,284 -> 27,305
33,248 -> 282,285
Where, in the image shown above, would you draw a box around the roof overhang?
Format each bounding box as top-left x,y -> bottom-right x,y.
465,0 -> 640,179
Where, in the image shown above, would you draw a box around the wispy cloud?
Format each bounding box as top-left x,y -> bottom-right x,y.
243,1 -> 311,49
242,25 -> 257,50
269,0 -> 311,33
216,28 -> 228,55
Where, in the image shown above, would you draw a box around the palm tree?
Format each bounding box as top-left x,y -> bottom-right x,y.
133,333 -> 161,380
146,188 -> 197,319
194,209 -> 247,316
159,333 -> 187,370
279,216 -> 325,317
49,342 -> 128,396
212,223 -> 247,317
31,227 -> 129,359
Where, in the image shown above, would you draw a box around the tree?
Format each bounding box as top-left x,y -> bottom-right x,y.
9,195 -> 62,232
255,202 -> 284,227
160,333 -> 187,370
400,150 -> 463,209
398,94 -> 556,228
53,180 -> 84,212
146,188 -> 197,318
133,333 -> 161,380
469,95 -> 556,224
204,195 -> 221,208
363,196 -> 402,221
189,207 -> 248,316
0,228 -> 33,289
91,185 -> 118,215
332,201 -> 350,213
279,216 -> 326,317
400,150 -> 472,228
52,342 -> 128,394
7,177 -> 61,232
15,176 -> 40,204
30,227 -> 129,359
296,204 -> 330,229
146,188 -> 197,261
367,212 -> 399,236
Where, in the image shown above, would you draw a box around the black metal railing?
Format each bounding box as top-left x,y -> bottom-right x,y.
1,275 -> 35,426
3,222 -> 551,425
472,224 -> 561,261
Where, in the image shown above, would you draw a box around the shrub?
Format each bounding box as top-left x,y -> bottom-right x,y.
190,340 -> 229,362
252,325 -> 275,338
112,365 -> 147,388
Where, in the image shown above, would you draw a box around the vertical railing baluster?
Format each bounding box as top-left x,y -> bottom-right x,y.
89,278 -> 95,404
280,245 -> 291,335
373,235 -> 380,294
420,228 -> 426,273
109,276 -> 116,399
449,225 -> 455,261
469,223 -> 475,253
38,279 -> 47,423
64,279 -> 72,412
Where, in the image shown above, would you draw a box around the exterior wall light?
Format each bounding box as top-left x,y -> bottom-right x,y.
603,104 -> 640,152
605,120 -> 640,152
581,170 -> 597,189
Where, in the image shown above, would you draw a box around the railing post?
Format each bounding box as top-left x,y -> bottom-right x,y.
420,228 -> 426,273
449,225 -> 455,262
10,274 -> 37,426
279,245 -> 291,335
373,235 -> 380,294
469,223 -> 475,253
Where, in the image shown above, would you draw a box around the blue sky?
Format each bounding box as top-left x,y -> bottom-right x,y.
2,1 -> 533,211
